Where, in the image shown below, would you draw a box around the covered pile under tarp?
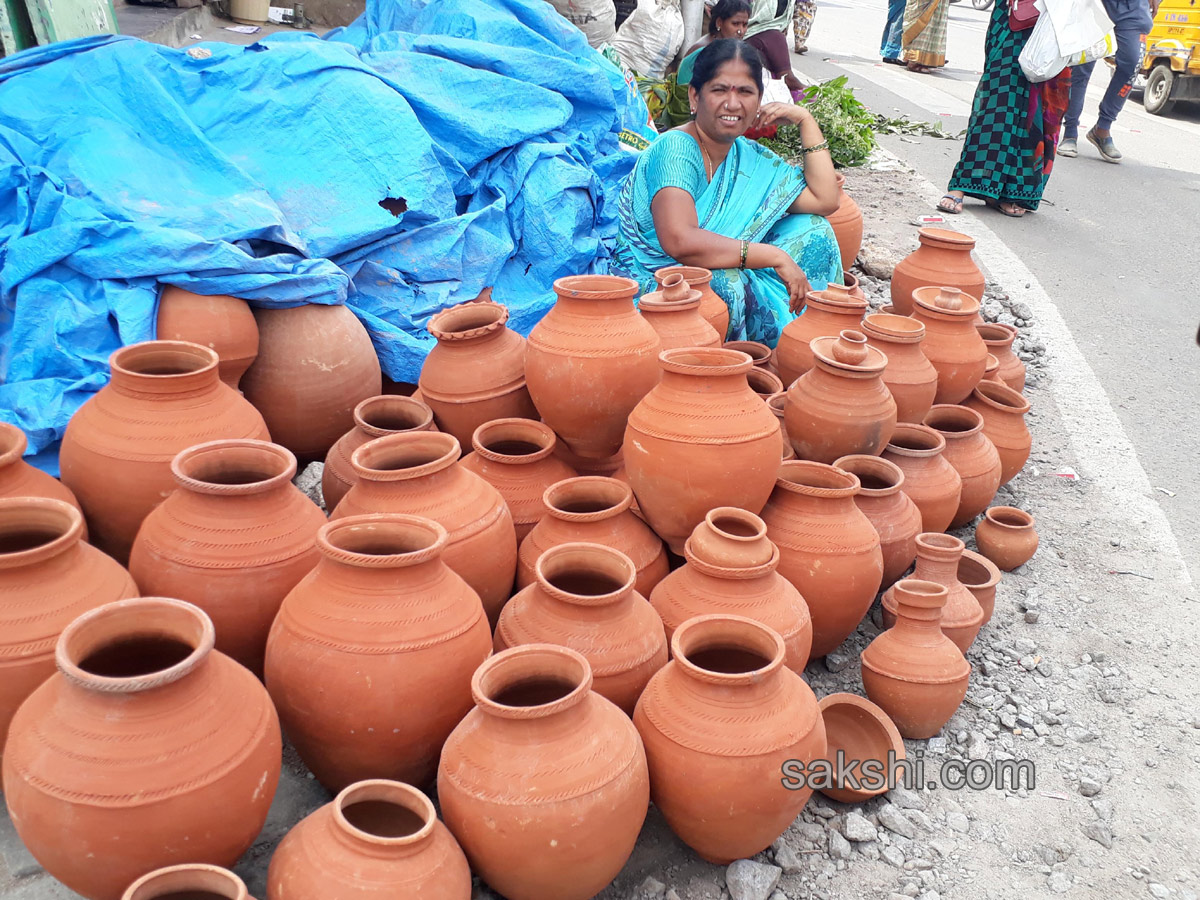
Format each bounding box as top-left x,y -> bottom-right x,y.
0,0 -> 652,464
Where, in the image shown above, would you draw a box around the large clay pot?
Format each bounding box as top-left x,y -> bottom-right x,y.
975,506 -> 1038,571
963,380 -> 1031,486
861,313 -> 939,424
517,476 -> 667,598
0,422 -> 83,514
765,392 -> 796,460
437,645 -> 649,900
156,286 -> 259,389
460,419 -> 577,542
637,273 -> 721,351
129,440 -> 325,676
240,304 -> 381,462
633,614 -> 826,864
496,542 -> 667,714
881,533 -> 984,653
924,405 -> 1001,528
265,514 -> 490,791
525,275 -> 661,460
977,323 -> 1026,392
655,265 -> 729,341
785,330 -> 897,463
332,432 -> 517,628
827,172 -> 863,272
816,693 -> 905,804
760,461 -> 883,659
890,228 -> 985,316
3,597 -> 281,900
324,395 -> 437,510
0,498 -> 136,760
59,341 -> 270,564
624,347 -> 780,554
774,284 -> 867,387
958,548 -> 1001,624
266,780 -> 471,900
833,455 -> 922,589
418,299 -> 538,448
880,423 -> 962,534
910,287 -> 988,404
649,508 -> 813,672
124,865 -> 253,900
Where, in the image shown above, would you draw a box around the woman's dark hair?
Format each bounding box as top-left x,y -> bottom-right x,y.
691,38 -> 764,95
708,0 -> 751,34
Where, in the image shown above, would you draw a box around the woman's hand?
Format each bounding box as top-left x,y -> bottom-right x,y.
770,249 -> 811,312
755,102 -> 814,130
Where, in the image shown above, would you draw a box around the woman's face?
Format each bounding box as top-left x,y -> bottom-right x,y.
715,11 -> 749,39
690,59 -> 762,143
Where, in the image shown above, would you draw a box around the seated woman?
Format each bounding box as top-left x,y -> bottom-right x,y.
613,39 -> 842,347
678,0 -> 751,86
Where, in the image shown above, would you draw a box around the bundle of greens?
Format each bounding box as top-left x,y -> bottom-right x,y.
753,76 -> 877,168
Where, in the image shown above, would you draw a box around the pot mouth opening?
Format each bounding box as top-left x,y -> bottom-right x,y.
818,693 -> 905,767
985,506 -> 1034,528
536,542 -> 635,604
777,460 -> 859,494
111,340 -> 217,379
124,865 -> 247,900
320,514 -> 447,563
0,421 -> 26,466
863,313 -> 924,340
672,614 -> 784,684
352,433 -> 459,477
892,577 -> 949,608
833,455 -> 903,493
916,532 -> 964,555
0,497 -> 81,566
172,440 -> 295,493
356,395 -> 435,435
746,367 -> 784,397
654,264 -> 712,287
957,550 -> 1001,588
765,391 -> 787,417
473,419 -> 554,462
335,780 -> 435,846
976,322 -> 1017,343
886,424 -> 944,454
722,341 -> 771,364
429,301 -> 506,337
707,507 -> 767,541
925,406 -> 982,435
659,346 -> 753,376
473,644 -> 592,719
544,476 -> 630,519
553,274 -> 639,300
972,380 -> 1030,412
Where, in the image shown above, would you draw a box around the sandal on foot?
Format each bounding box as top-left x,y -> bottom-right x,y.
937,194 -> 964,214
985,198 -> 1027,218
907,63 -> 932,73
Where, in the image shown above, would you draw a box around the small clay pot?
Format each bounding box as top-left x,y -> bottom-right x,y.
0,422 -> 84,516
910,287 -> 989,405
774,284 -> 867,387
637,274 -> 721,351
765,392 -> 796,461
984,353 -> 1000,383
323,395 -> 437,510
656,266 -> 729,340
843,272 -> 867,302
924,405 -> 1002,528
958,548 -> 1001,625
880,424 -> 962,534
975,506 -> 1038,571
156,286 -> 259,390
827,172 -> 863,273
124,864 -> 253,900
962,380 -> 1032,486
816,693 -> 906,804
833,455 -> 922,589
746,366 -> 786,399
723,340 -> 773,369
861,313 -> 938,424
881,533 -> 984,653
890,228 -> 985,316
977,323 -> 1026,392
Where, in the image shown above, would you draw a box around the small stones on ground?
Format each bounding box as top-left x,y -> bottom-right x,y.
946,812 -> 971,834
726,859 -> 782,900
638,875 -> 667,898
824,648 -> 853,673
774,840 -> 805,875
293,460 -> 326,509
843,812 -> 879,842
878,804 -> 919,839
1082,821 -> 1115,849
1092,798 -> 1116,822
888,786 -> 926,810
1048,870 -> 1073,893
882,844 -> 907,867
829,829 -> 854,861
1149,885 -> 1172,899
1079,777 -> 1103,797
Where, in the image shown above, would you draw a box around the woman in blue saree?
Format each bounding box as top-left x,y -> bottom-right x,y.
613,40 -> 842,347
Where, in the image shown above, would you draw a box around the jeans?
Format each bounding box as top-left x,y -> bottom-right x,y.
1063,0 -> 1154,136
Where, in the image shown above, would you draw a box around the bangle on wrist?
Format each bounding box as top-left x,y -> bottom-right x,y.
802,140 -> 830,154
739,240 -> 749,270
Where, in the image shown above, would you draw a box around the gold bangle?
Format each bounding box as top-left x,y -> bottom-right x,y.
802,140 -> 830,154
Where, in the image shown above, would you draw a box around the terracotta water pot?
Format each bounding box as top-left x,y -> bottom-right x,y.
333,432 -> 517,628
518,476 -> 667,598
649,509 -> 813,672
0,498 -> 136,760
59,341 -> 270,564
827,172 -> 863,272
265,514 -> 490,790
765,391 -> 796,460
984,353 -> 1000,383
723,340 -> 774,369
880,423 -> 962,534
815,693 -> 906,804
774,283 -> 867,387
975,506 -> 1038,571
637,273 -> 721,351
746,366 -> 786,400
861,579 -> 970,739
496,542 -> 667,714
963,380 -> 1032,486
525,275 -> 661,460
861,313 -> 938,423
418,299 -> 537,447
760,461 -> 883,658
633,614 -> 826,864
910,287 -> 988,404
323,395 -> 437,511
977,323 -> 1026,392
833,455 -> 922,589
266,780 -> 471,900
881,533 -> 984,653
240,304 -> 381,462
437,645 -> 649,900
958,548 -> 1001,625
624,348 -> 780,553
890,228 -> 985,316
924,405 -> 1001,528
843,272 -> 867,301
460,419 -> 577,542
123,865 -> 253,900
0,422 -> 84,515
156,286 -> 259,389
784,330 -> 897,463
655,265 -> 729,340
3,597 -> 281,900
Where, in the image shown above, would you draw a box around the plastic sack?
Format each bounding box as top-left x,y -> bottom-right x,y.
1042,0 -> 1113,56
1019,13 -> 1069,82
547,0 -> 616,47
611,0 -> 685,79
1066,31 -> 1116,65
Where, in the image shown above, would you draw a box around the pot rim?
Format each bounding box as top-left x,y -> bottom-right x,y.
746,367 -> 785,395
765,390 -> 787,418
351,432 -> 461,482
721,340 -> 772,365
427,299 -> 509,341
912,286 -> 981,318
670,613 -> 786,686
983,505 -> 1035,530
0,497 -> 84,570
890,577 -> 949,609
471,418 -> 556,465
109,340 -> 220,391
917,226 -> 977,248
658,346 -> 754,377
0,421 -> 27,467
533,541 -> 637,607
924,404 -> 985,440
171,439 -> 297,496
471,643 -> 594,720
654,264 -> 713,288
774,460 -> 860,498
969,380 -> 1031,415
862,313 -> 925,344
915,531 -> 965,561
958,548 -> 1002,590
883,423 -> 946,457
353,395 -> 436,437
803,284 -> 868,314
976,322 -> 1017,346
833,454 -> 905,496
318,513 -> 449,568
552,274 -> 639,301
542,476 -> 632,521
122,864 -> 249,900
816,692 -> 907,797
332,779 -> 437,848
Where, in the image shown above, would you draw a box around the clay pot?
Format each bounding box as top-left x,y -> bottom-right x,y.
861,313 -> 939,424
323,395 -> 437,511
774,283 -> 867,387
0,422 -> 84,515
333,432 -> 517,628
633,614 -> 826,864
637,273 -> 722,351
924,405 -> 1002,528
124,865 -> 253,900
784,330 -> 897,463
655,265 -> 729,341
266,780 -> 471,900
760,461 -> 883,659
827,173 -> 863,272
156,286 -> 259,389
437,645 -> 649,900
418,299 -> 538,447
550,442 -> 624,477
890,228 -> 985,316
624,348 -> 780,554
958,548 -> 1001,625
746,366 -> 786,399
765,392 -> 796,460
526,275 -> 661,460
963,380 -> 1032,486
240,304 -> 381,462
496,542 -> 667,714
843,272 -> 867,302
861,579 -> 970,739
649,509 -> 813,672
816,693 -> 906,804
881,533 -> 984,653
910,287 -> 989,404
984,353 -> 1000,383
880,424 -> 962,534
3,597 -> 281,900
975,506 -> 1038,571
723,340 -> 773,369
833,455 -> 922,589
977,323 -> 1026,392
59,341 -> 270,564
460,419 -> 577,542
0,498 -> 137,760
129,440 -> 325,676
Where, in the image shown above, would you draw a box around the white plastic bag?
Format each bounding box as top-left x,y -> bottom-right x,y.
611,0 -> 686,79
1019,0 -> 1115,81
547,0 -> 617,48
1019,12 -> 1070,82
1065,31 -> 1116,65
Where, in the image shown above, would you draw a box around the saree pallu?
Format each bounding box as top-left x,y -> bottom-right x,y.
901,0 -> 949,67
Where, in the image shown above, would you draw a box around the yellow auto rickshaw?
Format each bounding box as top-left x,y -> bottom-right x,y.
1141,0 -> 1200,114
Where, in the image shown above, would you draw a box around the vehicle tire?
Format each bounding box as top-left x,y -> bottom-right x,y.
1143,64 -> 1177,116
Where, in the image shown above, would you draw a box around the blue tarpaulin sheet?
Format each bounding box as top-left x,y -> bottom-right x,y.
0,0 -> 652,468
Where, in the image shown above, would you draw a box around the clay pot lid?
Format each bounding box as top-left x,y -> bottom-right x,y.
917,226 -> 976,248
654,264 -> 713,288
983,506 -> 1035,531
123,864 -> 250,900
427,298 -> 509,341
805,282 -> 868,312
958,548 -> 1001,592
639,271 -> 702,310
553,274 -> 639,300
862,313 -> 925,344
811,330 -> 887,374
912,286 -> 981,318
816,693 -> 906,803
970,380 -> 1031,415
0,496 -> 84,570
